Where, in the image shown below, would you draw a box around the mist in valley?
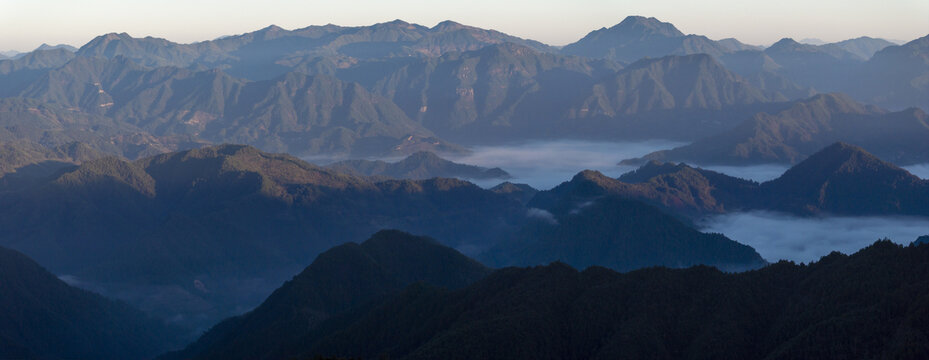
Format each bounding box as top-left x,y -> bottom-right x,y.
699,212 -> 929,264
905,164 -> 929,179
448,140 -> 686,189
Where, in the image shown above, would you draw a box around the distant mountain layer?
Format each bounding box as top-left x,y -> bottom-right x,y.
75,20 -> 555,79
823,37 -> 896,61
3,40 -> 806,156
163,230 -> 490,360
0,245 -> 180,359
14,56 -> 461,157
173,240 -> 929,359
327,151 -> 510,180
628,93 -> 929,165
562,16 -> 733,62
615,143 -> 929,218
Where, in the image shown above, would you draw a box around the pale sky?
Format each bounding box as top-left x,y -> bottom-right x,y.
1,0 -> 927,52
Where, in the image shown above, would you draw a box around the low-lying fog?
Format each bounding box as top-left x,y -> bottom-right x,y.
700,212 -> 929,264
448,140 -> 684,189
451,140 -> 791,189
905,164 -> 929,179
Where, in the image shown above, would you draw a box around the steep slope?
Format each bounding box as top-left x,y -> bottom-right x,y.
608,142 -> 929,219
853,35 -> 929,110
759,38 -> 862,91
562,16 -> 732,62
628,93 -> 929,165
19,56 -> 458,156
0,97 -> 177,160
0,48 -> 77,95
566,54 -> 782,139
0,140 -> 109,191
327,151 -> 510,180
0,245 -> 181,359
164,230 -> 490,360
760,142 -> 929,215
345,42 -> 622,141
183,240 -> 929,359
0,144 -> 523,333
530,168 -> 756,218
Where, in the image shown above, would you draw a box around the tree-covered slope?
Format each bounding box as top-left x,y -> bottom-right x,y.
0,245 -> 182,359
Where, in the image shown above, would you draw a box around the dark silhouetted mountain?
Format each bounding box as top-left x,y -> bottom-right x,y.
914,235 -> 929,246
484,194 -> 766,272
628,93 -> 929,165
18,56 -> 459,157
622,142 -> 929,217
530,167 -> 756,218
0,144 -> 523,334
562,16 -> 732,62
760,142 -> 929,216
179,240 -> 929,359
163,230 -> 490,360
0,245 -> 181,359
327,151 -> 510,180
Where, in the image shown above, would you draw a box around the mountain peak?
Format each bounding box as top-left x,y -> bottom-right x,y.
617,160 -> 691,183
259,24 -> 285,32
766,38 -> 812,52
101,32 -> 132,41
787,142 -> 896,176
433,20 -> 465,31
609,16 -> 684,38
811,142 -> 871,160
384,19 -> 412,26
763,142 -> 927,215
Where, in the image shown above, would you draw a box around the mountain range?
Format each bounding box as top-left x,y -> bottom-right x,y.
0,16 -> 924,162
1,14 -> 928,358
3,140 -> 924,335
74,20 -> 555,80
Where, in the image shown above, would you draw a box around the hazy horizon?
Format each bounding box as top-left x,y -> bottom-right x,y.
3,0 -> 927,52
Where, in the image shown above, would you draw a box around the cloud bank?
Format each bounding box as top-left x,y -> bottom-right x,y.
700,211 -> 929,264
